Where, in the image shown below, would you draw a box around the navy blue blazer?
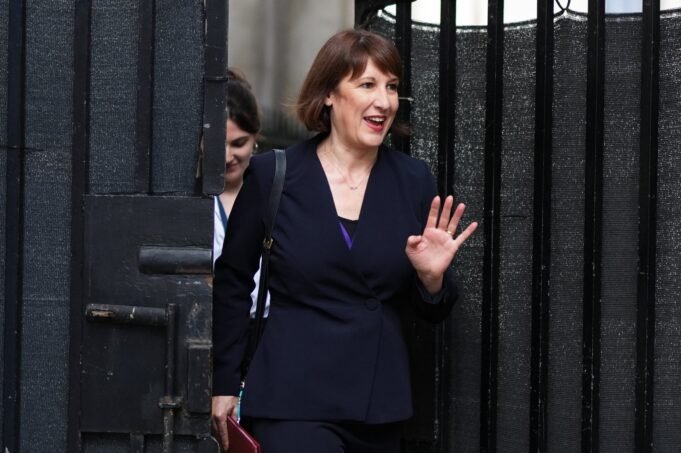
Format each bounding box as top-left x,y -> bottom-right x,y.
213,134 -> 458,423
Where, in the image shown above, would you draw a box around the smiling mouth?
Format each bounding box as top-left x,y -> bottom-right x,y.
365,116 -> 386,126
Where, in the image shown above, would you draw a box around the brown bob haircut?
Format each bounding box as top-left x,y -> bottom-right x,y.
295,28 -> 410,136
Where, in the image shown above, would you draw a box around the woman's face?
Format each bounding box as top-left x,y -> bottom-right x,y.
225,119 -> 257,188
326,59 -> 399,152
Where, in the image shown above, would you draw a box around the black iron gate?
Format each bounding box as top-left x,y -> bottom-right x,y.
3,0 -> 681,452
75,195 -> 216,452
357,1 -> 680,452
66,0 -> 226,450
2,0 -> 226,451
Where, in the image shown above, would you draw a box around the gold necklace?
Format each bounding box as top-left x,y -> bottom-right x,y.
324,147 -> 375,191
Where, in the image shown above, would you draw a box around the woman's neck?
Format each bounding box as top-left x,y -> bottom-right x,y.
320,137 -> 378,171
219,182 -> 241,216
318,138 -> 378,194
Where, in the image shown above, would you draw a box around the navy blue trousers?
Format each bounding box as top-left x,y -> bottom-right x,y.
250,419 -> 402,453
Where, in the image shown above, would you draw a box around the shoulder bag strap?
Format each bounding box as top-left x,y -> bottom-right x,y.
252,148 -> 286,349
216,195 -> 229,228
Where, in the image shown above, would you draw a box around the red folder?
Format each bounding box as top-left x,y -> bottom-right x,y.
226,416 -> 261,453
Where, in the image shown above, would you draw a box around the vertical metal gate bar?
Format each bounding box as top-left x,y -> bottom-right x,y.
437,0 -> 457,450
480,1 -> 504,451
530,0 -> 554,451
161,304 -> 179,453
67,0 -> 92,450
134,0 -> 156,193
2,0 -> 26,450
635,0 -> 660,451
202,0 -> 228,196
393,0 -> 412,155
437,0 -> 456,196
582,0 -> 605,451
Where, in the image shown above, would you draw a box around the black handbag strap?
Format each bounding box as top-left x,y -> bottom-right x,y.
252,148 -> 286,348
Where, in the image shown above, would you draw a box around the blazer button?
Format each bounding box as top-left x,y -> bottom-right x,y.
365,298 -> 380,311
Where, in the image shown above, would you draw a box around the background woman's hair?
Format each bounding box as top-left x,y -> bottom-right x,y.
295,28 -> 410,136
227,67 -> 261,135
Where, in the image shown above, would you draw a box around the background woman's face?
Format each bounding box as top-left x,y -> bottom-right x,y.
225,119 -> 257,187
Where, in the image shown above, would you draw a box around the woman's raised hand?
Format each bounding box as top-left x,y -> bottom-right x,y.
405,195 -> 478,294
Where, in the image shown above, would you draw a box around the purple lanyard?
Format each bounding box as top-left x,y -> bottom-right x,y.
339,221 -> 353,248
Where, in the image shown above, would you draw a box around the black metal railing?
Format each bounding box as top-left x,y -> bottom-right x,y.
437,1 -> 457,450
635,1 -> 660,452
530,1 -> 554,451
356,0 -> 665,452
201,0 -> 228,196
480,1 -> 504,451
66,0 -> 92,450
134,0 -> 156,193
2,0 -> 26,451
581,0 -> 605,451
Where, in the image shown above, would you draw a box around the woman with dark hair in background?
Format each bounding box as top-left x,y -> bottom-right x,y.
212,29 -> 477,452
212,68 -> 261,264
210,70 -> 270,439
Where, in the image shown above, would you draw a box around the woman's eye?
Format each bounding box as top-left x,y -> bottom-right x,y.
387,83 -> 399,92
360,82 -> 374,89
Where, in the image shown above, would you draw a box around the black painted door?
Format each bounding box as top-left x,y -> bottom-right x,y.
77,195 -> 216,452
65,0 -> 227,451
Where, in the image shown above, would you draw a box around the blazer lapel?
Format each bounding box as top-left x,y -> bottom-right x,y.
347,148 -> 416,296
302,143 -> 356,259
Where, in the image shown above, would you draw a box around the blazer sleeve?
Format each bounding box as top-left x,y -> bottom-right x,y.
212,155 -> 272,395
409,159 -> 459,323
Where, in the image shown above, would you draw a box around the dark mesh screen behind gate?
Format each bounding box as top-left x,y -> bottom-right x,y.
89,0 -> 138,194
20,1 -> 76,449
89,0 -> 203,194
370,8 -> 681,452
653,10 -> 681,449
0,0 -> 9,431
599,14 -> 641,453
548,14 -> 586,453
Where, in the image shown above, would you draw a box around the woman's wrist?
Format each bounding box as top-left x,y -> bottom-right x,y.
417,272 -> 444,295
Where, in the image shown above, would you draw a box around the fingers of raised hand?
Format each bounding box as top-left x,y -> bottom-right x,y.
427,196 -> 477,246
445,202 -> 466,236
452,222 -> 478,254
443,203 -> 479,249
426,196 -> 442,230
453,220 -> 478,249
437,195 -> 455,231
